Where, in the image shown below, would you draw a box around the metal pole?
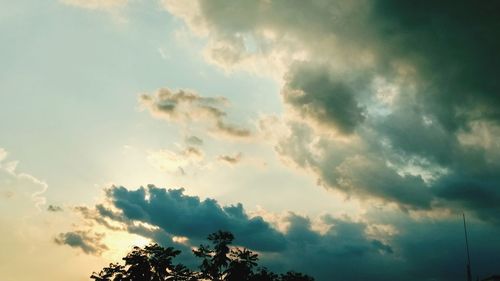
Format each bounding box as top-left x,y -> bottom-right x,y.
463,213 -> 472,281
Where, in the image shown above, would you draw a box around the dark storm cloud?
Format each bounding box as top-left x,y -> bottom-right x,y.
370,213 -> 500,281
295,214 -> 500,281
76,185 -> 398,279
370,1 -> 500,130
275,121 -> 435,211
165,0 -> 500,219
283,63 -> 366,134
99,185 -> 287,251
261,215 -> 402,280
433,166 -> 500,223
54,230 -> 108,255
175,0 -> 500,126
372,101 -> 458,166
358,0 -> 500,134
329,155 -> 433,210
373,100 -> 500,220
75,185 -> 500,281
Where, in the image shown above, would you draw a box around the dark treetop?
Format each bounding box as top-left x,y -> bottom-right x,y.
91,230 -> 315,281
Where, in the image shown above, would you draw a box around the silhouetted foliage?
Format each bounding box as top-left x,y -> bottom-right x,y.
225,248 -> 258,281
91,244 -> 193,281
193,231 -> 234,281
250,267 -> 279,281
280,272 -> 314,281
91,231 -> 314,281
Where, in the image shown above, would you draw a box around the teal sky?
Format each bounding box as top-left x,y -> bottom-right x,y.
1,0 -> 286,204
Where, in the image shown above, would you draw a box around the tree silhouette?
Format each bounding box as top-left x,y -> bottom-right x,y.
91,244 -> 193,281
280,272 -> 315,281
91,231 -> 314,281
250,267 -> 279,281
193,231 -> 234,281
225,248 -> 258,281
91,263 -> 126,281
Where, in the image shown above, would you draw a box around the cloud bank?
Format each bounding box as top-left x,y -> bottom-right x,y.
162,0 -> 500,221
95,185 -> 287,252
68,185 -> 500,281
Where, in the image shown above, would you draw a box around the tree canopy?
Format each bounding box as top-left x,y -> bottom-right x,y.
91,230 -> 314,281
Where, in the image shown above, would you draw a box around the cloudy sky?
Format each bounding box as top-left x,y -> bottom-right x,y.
1,0 -> 500,280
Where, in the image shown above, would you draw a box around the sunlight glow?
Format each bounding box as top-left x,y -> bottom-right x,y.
103,232 -> 152,260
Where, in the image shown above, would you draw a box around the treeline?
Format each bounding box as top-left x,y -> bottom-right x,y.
91,230 -> 314,281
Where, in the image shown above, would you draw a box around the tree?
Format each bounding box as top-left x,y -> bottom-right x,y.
91,263 -> 125,281
91,231 -> 314,281
91,244 -> 193,281
193,231 -> 234,281
224,248 -> 258,281
165,264 -> 195,281
280,272 -> 315,281
250,267 -> 279,281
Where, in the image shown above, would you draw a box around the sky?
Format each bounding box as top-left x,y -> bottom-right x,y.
1,0 -> 500,280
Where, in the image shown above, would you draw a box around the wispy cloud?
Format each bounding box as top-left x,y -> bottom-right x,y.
147,146 -> 204,174
139,88 -> 251,139
185,135 -> 204,146
47,205 -> 64,212
54,230 -> 108,255
217,153 -> 242,165
0,148 -> 48,210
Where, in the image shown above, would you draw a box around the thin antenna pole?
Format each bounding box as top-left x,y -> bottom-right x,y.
463,213 -> 472,281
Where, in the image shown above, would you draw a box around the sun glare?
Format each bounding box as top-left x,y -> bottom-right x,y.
103,231 -> 152,261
